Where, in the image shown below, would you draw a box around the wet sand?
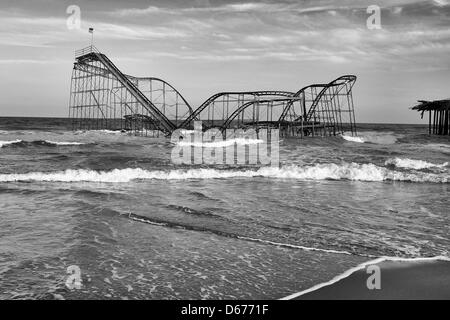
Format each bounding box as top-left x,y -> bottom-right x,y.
285,258 -> 450,300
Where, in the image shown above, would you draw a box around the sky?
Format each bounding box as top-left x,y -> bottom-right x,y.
0,0 -> 449,123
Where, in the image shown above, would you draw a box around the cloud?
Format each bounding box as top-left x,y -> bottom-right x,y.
102,0 -> 450,68
0,59 -> 68,64
93,22 -> 188,39
0,13 -> 67,47
223,3 -> 273,12
112,5 -> 169,17
1,1 -> 450,69
0,59 -> 47,64
433,0 -> 450,6
0,0 -> 449,123
0,9 -> 188,49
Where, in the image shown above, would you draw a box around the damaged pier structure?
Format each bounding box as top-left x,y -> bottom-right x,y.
69,46 -> 357,137
412,99 -> 450,136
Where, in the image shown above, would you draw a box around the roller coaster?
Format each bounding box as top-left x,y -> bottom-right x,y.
69,46 -> 357,137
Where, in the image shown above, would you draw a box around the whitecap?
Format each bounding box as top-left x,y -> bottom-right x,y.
385,157 -> 448,170
341,135 -> 365,143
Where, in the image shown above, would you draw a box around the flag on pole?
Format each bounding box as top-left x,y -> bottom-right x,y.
89,27 -> 94,48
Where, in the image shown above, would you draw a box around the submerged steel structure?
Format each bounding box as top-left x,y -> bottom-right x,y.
69,46 -> 357,137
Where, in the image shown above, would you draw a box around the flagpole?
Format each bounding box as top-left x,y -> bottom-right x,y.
89,27 -> 94,51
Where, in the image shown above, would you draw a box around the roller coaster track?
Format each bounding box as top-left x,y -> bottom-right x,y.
72,46 -> 177,134
304,75 -> 357,122
278,83 -> 328,122
72,63 -> 193,118
69,46 -> 357,137
127,76 -> 194,124
178,91 -> 295,129
220,97 -> 304,131
130,77 -> 193,109
95,53 -> 177,133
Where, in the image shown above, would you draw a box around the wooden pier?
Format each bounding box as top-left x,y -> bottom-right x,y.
412,99 -> 450,136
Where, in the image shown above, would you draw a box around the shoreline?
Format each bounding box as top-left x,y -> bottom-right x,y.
282,256 -> 450,300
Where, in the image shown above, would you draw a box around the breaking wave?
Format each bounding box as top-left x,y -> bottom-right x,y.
176,138 -> 264,148
0,140 -> 23,147
43,140 -> 85,146
341,135 -> 364,143
385,158 -> 448,170
0,140 -> 85,148
341,131 -> 399,144
0,162 -> 448,183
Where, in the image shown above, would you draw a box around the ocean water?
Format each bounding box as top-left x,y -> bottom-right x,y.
0,117 -> 449,299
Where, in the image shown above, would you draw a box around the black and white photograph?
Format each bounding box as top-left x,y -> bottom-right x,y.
0,0 -> 449,308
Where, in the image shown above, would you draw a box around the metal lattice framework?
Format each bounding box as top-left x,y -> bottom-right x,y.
69,46 -> 357,137
69,46 -> 189,136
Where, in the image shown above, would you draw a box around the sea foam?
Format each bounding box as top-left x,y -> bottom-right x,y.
0,140 -> 23,148
385,157 -> 448,170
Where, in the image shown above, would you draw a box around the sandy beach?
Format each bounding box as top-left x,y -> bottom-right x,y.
290,258 -> 450,300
